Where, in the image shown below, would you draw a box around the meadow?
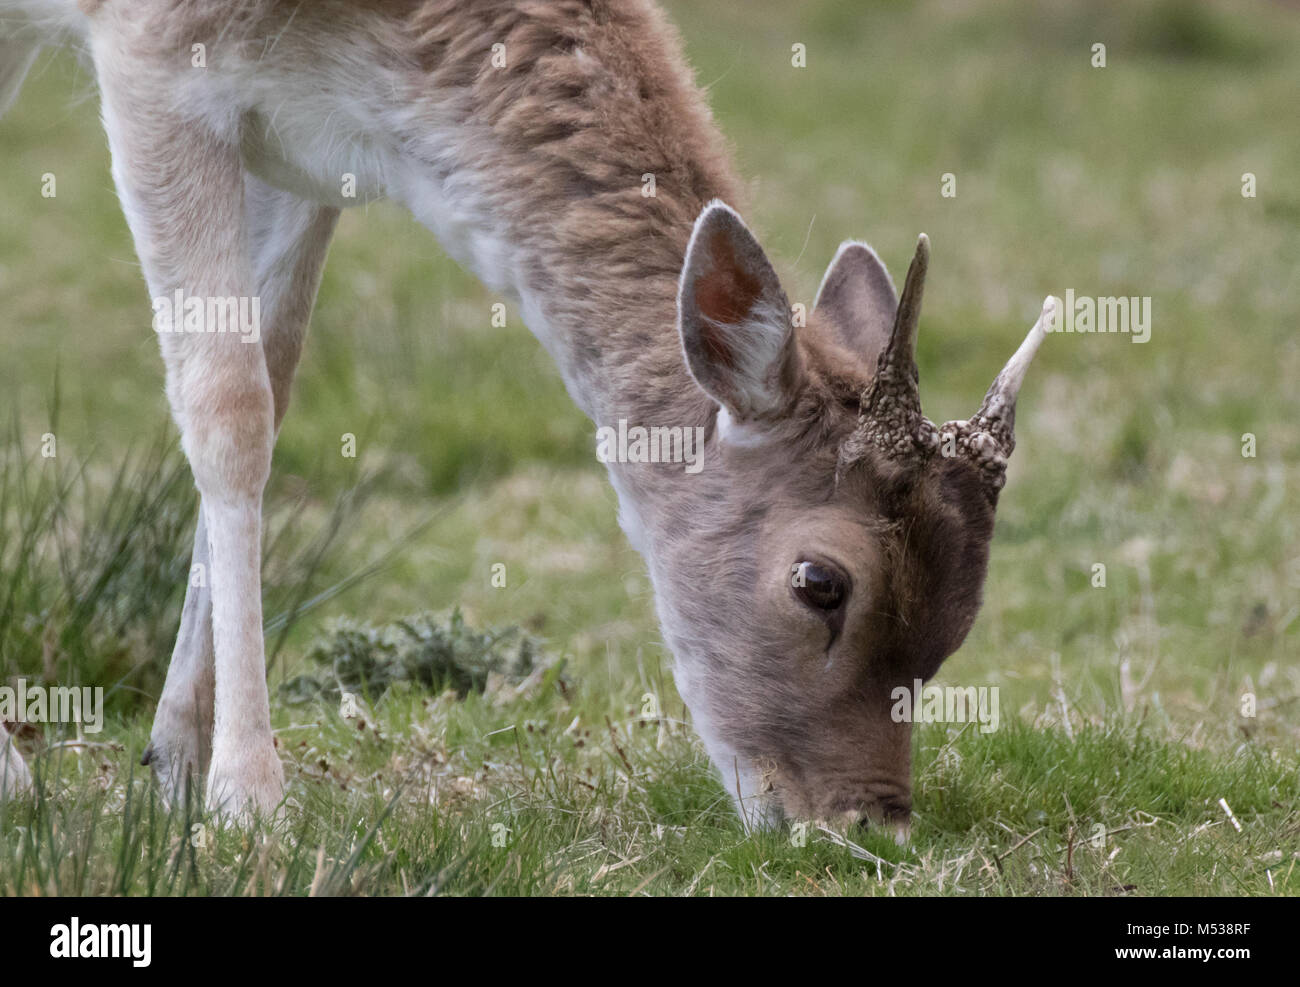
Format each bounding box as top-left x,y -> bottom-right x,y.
0,0 -> 1297,895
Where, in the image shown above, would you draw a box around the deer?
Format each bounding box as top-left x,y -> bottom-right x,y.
0,0 -> 1055,832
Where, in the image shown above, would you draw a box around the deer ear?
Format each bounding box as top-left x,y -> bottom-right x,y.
813,241 -> 898,367
677,201 -> 800,420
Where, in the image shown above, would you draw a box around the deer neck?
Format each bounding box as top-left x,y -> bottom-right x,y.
518,207 -> 715,415
394,152 -> 733,553
385,2 -> 745,552
511,193 -> 728,554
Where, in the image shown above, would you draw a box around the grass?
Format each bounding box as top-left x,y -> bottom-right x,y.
5,711 -> 1295,895
1,0 -> 1298,895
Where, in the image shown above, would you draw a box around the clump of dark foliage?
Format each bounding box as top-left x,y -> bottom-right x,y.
281,609 -> 545,704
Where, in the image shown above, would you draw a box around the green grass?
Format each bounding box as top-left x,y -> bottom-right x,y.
1,0 -> 1298,895
5,712 -> 1295,895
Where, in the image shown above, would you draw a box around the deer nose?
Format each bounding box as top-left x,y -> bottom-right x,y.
855,813 -> 912,846
855,794 -> 912,837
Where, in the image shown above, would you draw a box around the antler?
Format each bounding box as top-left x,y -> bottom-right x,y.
839,233 -> 1057,499
854,235 -> 941,460
934,295 -> 1058,493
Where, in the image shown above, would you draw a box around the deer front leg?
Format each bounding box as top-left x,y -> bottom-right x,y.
95,41 -> 281,821
141,178 -> 339,808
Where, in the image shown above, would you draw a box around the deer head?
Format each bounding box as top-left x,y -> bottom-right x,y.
652,201 -> 1055,832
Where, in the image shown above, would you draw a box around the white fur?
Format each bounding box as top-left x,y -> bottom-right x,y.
715,405 -> 772,448
605,468 -> 648,556
0,722 -> 32,801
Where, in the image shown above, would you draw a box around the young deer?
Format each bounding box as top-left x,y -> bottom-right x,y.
0,0 -> 1053,829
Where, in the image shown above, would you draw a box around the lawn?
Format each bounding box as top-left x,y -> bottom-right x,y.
0,0 -> 1297,895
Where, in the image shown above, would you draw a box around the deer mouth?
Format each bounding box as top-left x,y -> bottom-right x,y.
755,758 -> 913,832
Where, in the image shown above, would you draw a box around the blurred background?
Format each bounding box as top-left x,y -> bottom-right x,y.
0,0 -> 1296,747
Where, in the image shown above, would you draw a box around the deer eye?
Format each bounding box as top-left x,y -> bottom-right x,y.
791,561 -> 848,611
